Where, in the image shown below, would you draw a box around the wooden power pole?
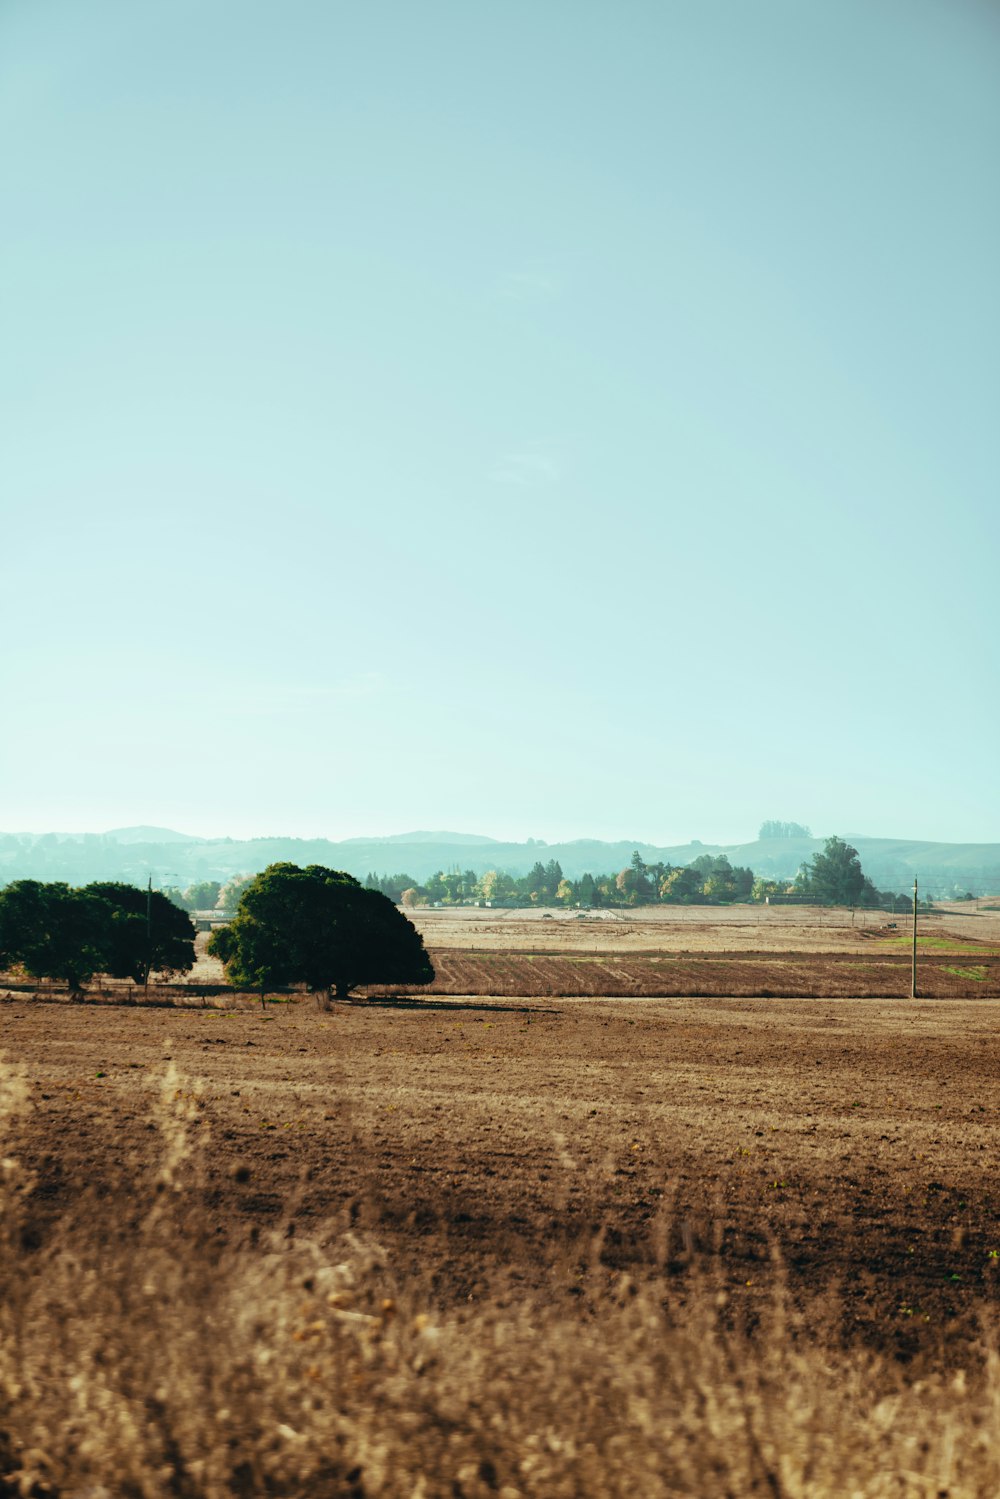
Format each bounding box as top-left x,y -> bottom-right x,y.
911,876 -> 918,999
145,875 -> 152,997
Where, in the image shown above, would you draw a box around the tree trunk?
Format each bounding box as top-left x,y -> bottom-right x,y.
336,980 -> 352,1000
315,988 -> 333,1012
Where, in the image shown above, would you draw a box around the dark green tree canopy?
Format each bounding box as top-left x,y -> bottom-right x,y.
208,862 -> 434,1002
0,880 -> 113,992
84,882 -> 196,985
0,878 -> 197,991
796,837 -> 878,907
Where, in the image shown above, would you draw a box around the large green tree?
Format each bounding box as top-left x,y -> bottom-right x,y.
796,837 -> 878,906
0,880 -> 113,993
84,882 -> 196,986
208,862 -> 434,1006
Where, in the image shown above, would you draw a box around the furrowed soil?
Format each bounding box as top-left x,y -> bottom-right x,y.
379,948 -> 1000,999
6,909 -> 1000,1493
5,984 -> 1000,1356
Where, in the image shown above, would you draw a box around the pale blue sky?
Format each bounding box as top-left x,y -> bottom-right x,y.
2,0 -> 997,845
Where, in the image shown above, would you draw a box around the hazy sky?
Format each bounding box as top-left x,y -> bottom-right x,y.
2,0 -> 997,845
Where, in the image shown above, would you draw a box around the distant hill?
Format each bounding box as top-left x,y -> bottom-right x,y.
339,830 -> 499,846
103,825 -> 204,845
0,828 -> 998,897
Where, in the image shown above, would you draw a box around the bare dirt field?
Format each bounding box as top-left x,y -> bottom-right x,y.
4,912 -> 1000,1493
379,903 -> 1000,1000
387,948 -> 999,999
404,899 -> 1000,955
6,989 -> 999,1343
25,903 -> 987,1006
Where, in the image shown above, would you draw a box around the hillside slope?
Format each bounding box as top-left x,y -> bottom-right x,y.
1,829 -> 998,896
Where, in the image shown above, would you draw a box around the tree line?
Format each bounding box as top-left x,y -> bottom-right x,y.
0,864 -> 434,1003
0,881 -> 196,992
0,841 -> 917,997
363,838 -> 919,913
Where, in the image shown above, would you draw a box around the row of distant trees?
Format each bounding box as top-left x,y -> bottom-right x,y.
164,879 -> 229,912
758,820 -> 812,840
52,837 -> 917,928
363,839 -> 919,913
0,845 -> 921,999
153,822 -> 813,914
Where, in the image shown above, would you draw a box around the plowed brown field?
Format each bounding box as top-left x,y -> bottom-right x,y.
5,985 -> 1000,1359
379,947 -> 999,998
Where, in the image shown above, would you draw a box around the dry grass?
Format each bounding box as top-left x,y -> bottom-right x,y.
4,988 -> 1000,1496
3,1053 -> 1000,1499
404,901 -> 1000,956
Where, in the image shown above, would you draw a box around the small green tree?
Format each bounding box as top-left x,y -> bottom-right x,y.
702,871 -> 735,903
479,870 -> 516,905
617,864 -> 654,905
209,863 -> 434,1007
218,874 -> 255,914
622,852 -> 655,904
661,867 -> 703,904
184,880 -> 223,911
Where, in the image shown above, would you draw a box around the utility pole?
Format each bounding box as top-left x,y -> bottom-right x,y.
911,876 -> 918,999
145,875 -> 152,997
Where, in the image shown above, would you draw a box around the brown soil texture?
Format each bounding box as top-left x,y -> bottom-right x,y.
405,900 -> 1000,955
385,948 -> 999,998
5,991 -> 1000,1359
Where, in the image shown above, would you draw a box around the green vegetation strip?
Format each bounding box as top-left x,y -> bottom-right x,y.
879,936 -> 1000,954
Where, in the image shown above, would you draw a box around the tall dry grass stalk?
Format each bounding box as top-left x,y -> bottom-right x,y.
2,1053 -> 999,1498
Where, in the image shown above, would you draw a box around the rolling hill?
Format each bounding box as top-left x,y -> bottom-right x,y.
1,828 -> 998,897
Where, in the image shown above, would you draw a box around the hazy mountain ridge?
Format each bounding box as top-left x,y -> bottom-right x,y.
338,831 -> 500,847
1,828 -> 998,896
103,825 -> 205,845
